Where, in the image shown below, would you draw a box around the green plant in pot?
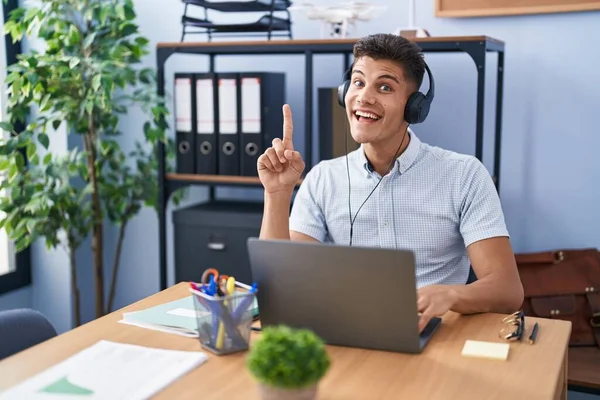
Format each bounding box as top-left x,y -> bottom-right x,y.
0,0 -> 183,327
246,325 -> 331,400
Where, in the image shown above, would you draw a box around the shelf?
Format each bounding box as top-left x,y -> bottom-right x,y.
182,0 -> 292,12
181,14 -> 291,34
166,173 -> 303,187
156,35 -> 506,291
157,36 -> 505,56
180,0 -> 293,41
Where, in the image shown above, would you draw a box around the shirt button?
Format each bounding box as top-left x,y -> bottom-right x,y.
383,222 -> 388,227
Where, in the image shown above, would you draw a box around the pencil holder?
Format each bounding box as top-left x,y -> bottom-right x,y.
190,288 -> 256,355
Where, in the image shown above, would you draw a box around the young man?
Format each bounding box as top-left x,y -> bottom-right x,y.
257,33 -> 523,332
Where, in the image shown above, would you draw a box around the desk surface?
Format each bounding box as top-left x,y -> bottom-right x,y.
0,282 -> 571,400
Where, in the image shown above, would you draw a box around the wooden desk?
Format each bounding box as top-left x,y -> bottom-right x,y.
0,282 -> 572,400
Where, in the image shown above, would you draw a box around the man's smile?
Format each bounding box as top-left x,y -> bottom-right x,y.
353,109 -> 382,124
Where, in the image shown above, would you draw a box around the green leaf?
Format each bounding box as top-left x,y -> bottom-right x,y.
15,152 -> 25,170
26,219 -> 37,234
52,120 -> 61,130
135,37 -> 149,46
99,6 -> 110,25
68,24 -> 80,45
69,58 -> 80,69
119,22 -> 137,36
26,142 -> 37,159
29,153 -> 39,165
92,74 -> 102,91
115,4 -> 126,20
3,139 -> 17,154
43,153 -> 52,165
40,94 -> 51,111
83,32 -> 96,49
38,133 -> 49,149
0,121 -> 14,132
10,78 -> 22,99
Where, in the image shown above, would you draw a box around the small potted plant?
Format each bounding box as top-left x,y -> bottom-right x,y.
246,325 -> 331,400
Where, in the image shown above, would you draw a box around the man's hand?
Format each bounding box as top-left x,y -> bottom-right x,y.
257,104 -> 305,194
417,285 -> 458,332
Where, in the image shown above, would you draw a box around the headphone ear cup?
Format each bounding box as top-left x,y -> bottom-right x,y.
338,80 -> 350,108
404,92 -> 428,124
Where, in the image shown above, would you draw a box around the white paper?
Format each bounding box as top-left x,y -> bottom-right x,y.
166,307 -> 208,318
0,340 -> 208,399
174,77 -> 192,132
218,78 -> 237,134
117,319 -> 198,338
196,78 -> 214,134
241,77 -> 261,133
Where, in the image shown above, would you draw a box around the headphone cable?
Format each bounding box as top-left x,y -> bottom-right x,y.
346,123 -> 410,246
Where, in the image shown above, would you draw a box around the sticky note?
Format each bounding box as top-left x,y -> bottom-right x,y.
461,340 -> 510,361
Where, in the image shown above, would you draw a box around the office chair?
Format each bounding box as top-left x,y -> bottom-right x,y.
466,267 -> 478,284
0,308 -> 57,361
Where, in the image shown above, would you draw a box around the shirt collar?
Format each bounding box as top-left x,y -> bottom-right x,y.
356,128 -> 421,177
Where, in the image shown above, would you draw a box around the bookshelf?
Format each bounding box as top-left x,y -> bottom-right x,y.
155,36 -> 506,290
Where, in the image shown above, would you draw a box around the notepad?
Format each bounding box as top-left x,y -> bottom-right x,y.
119,295 -> 259,337
119,296 -> 205,337
461,340 -> 510,361
0,340 -> 208,400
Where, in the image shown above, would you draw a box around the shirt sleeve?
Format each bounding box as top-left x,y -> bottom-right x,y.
459,157 -> 510,248
289,163 -> 328,242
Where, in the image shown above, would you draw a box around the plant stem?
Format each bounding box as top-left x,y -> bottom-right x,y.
83,116 -> 104,319
107,204 -> 133,313
68,235 -> 81,328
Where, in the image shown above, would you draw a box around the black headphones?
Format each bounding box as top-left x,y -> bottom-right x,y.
337,61 -> 435,125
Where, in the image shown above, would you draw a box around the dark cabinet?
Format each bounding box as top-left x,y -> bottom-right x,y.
173,200 -> 264,286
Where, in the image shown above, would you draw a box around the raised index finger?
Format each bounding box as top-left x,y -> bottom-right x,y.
282,104 -> 293,148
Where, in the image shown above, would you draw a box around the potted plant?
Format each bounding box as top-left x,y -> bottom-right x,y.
246,325 -> 331,400
0,0 -> 183,326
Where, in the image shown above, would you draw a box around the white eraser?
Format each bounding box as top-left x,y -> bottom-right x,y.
461,340 -> 510,361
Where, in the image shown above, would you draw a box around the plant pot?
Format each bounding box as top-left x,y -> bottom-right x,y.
258,382 -> 318,400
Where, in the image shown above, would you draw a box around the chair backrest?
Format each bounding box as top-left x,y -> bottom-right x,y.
467,266 -> 478,284
0,308 -> 57,361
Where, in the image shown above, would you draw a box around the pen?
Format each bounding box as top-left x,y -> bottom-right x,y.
529,322 -> 539,344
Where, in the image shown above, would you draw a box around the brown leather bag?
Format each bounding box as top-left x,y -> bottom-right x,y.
516,248 -> 600,348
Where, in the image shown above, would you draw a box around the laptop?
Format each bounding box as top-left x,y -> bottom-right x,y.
246,238 -> 442,354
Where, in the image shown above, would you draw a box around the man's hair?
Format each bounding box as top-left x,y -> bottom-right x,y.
352,33 -> 425,91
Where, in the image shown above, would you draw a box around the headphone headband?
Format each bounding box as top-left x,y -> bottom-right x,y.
423,62 -> 434,101
337,60 -> 435,125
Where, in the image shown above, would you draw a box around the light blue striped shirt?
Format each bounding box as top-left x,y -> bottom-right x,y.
289,130 -> 509,288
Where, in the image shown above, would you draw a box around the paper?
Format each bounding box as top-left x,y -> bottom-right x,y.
0,340 -> 208,399
118,319 -> 199,338
166,308 -> 207,318
118,295 -> 259,338
461,340 -> 510,361
119,296 -> 209,338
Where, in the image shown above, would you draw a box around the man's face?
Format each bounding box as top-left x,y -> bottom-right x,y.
344,56 -> 412,144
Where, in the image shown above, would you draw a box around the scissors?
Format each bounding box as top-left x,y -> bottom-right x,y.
200,268 -> 232,296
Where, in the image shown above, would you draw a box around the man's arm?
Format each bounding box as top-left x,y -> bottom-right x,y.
260,162 -> 326,242
418,237 -> 523,332
452,157 -> 523,313
450,236 -> 524,314
417,158 -> 524,331
259,190 -> 293,240
258,104 -> 316,241
258,190 -> 318,241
